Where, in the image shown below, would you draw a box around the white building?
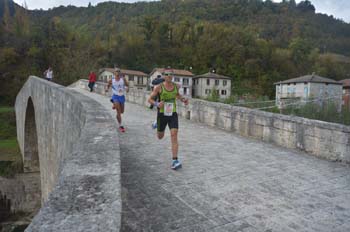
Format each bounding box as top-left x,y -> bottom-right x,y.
192,72 -> 232,99
98,68 -> 149,90
274,74 -> 343,108
149,68 -> 194,98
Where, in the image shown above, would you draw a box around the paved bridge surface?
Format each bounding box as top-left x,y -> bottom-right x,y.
74,88 -> 350,232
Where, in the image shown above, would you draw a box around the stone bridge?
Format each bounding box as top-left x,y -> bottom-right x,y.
13,77 -> 350,231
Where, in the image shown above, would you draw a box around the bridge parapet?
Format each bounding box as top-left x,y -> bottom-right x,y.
74,79 -> 350,163
15,77 -> 121,231
83,78 -> 348,164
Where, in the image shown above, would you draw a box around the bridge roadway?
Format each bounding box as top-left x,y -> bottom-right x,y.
73,88 -> 350,232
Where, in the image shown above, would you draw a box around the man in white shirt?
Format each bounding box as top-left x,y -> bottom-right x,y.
105,68 -> 129,132
44,67 -> 53,81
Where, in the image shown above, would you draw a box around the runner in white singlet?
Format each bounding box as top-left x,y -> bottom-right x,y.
105,68 -> 129,132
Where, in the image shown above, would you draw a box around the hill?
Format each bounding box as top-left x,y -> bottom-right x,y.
1,0 -> 350,104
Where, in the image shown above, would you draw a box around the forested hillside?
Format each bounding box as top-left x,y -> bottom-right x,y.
1,0 -> 350,104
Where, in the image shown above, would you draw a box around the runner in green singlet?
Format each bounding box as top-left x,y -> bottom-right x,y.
148,68 -> 189,170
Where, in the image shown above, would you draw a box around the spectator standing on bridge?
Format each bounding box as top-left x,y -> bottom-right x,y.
148,68 -> 189,170
44,67 -> 53,81
88,71 -> 97,92
105,68 -> 129,133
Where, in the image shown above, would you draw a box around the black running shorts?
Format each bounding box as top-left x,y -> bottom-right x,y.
157,112 -> 178,132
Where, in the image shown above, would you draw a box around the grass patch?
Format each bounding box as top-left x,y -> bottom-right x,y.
0,106 -> 22,176
0,139 -> 21,161
0,106 -> 14,113
0,139 -> 19,149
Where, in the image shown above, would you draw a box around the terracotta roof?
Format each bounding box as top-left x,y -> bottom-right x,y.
274,74 -> 341,85
150,68 -> 194,77
339,79 -> 350,88
99,68 -> 147,76
193,72 -> 231,80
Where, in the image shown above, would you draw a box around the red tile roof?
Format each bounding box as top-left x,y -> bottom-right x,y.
150,68 -> 194,77
100,68 -> 147,76
340,79 -> 350,88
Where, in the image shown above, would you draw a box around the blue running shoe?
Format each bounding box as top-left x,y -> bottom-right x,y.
171,160 -> 182,170
152,120 -> 157,129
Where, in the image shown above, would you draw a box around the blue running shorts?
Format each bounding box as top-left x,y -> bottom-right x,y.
111,95 -> 125,104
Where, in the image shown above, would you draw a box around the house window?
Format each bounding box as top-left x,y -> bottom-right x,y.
216,90 -> 219,95
137,76 -> 143,85
205,89 -> 211,94
174,77 -> 180,82
184,87 -> 187,95
183,78 -> 189,85
221,90 -> 227,95
129,75 -> 134,81
207,79 -> 210,86
223,80 -> 227,86
215,80 -> 219,86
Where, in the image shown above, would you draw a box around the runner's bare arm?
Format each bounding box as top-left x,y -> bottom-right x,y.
123,76 -> 129,87
175,84 -> 189,105
105,79 -> 112,92
148,85 -> 163,108
123,77 -> 129,92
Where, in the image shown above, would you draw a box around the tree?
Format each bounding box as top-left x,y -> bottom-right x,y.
288,37 -> 313,73
296,0 -> 315,12
139,16 -> 158,42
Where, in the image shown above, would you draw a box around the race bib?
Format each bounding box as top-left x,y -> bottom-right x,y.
164,102 -> 174,116
117,88 -> 124,96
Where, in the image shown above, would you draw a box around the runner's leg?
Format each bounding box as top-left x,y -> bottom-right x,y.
115,103 -> 122,125
120,102 -> 125,114
170,129 -> 178,159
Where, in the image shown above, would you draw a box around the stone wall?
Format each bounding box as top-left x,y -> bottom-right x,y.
0,173 -> 40,215
181,100 -> 350,163
101,82 -> 349,163
15,77 -> 121,231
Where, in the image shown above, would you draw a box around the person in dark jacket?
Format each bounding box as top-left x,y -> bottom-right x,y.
149,75 -> 164,109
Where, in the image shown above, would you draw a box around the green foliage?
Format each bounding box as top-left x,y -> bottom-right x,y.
281,101 -> 350,125
0,159 -> 22,177
0,47 -> 19,67
207,86 -> 219,102
0,107 -> 16,139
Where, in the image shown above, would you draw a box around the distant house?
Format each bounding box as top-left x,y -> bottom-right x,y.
339,79 -> 350,108
98,68 -> 149,90
149,68 -> 194,98
192,72 -> 231,99
274,73 -> 343,108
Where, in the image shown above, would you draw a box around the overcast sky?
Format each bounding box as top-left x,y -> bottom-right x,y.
13,0 -> 350,23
